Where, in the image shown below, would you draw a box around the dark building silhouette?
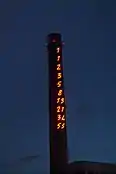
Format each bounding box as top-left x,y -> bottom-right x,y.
68,161 -> 116,174
47,33 -> 116,174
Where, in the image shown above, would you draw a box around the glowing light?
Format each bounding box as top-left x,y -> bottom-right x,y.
57,106 -> 60,113
58,90 -> 62,96
52,39 -> 56,42
57,56 -> 60,61
57,97 -> 64,104
57,122 -> 61,129
62,115 -> 65,121
57,98 -> 60,103
54,45 -> 66,130
61,123 -> 65,129
57,81 -> 62,87
57,122 -> 65,129
57,114 -> 65,121
61,98 -> 64,104
57,47 -> 60,53
61,106 -> 64,112
57,73 -> 62,79
57,64 -> 61,70
57,114 -> 61,121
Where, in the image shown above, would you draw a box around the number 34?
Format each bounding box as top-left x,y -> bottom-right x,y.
57,123 -> 65,129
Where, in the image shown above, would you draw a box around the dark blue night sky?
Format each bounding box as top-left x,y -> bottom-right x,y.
0,0 -> 116,173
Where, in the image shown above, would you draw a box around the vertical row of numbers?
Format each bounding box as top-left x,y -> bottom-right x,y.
56,47 -> 66,130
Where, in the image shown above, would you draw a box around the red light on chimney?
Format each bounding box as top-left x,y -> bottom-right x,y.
62,42 -> 65,45
52,39 -> 56,42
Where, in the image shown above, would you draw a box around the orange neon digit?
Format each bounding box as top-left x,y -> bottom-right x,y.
57,106 -> 60,112
57,122 -> 65,129
57,73 -> 62,79
61,106 -> 64,112
57,81 -> 62,87
61,98 -> 64,104
61,123 -> 65,129
57,64 -> 61,70
57,98 -> 60,103
58,90 -> 62,96
57,114 -> 61,121
57,122 -> 61,129
62,115 -> 65,121
57,56 -> 60,61
57,47 -> 60,53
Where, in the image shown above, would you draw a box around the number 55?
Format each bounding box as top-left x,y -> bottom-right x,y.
57,123 -> 65,129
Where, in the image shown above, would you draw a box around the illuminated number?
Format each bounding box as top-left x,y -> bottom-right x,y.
57,97 -> 64,104
61,98 -> 64,104
57,47 -> 60,53
62,115 -> 65,121
58,90 -> 62,96
57,106 -> 60,112
57,81 -> 62,87
61,123 -> 65,129
57,123 -> 65,129
57,56 -> 60,61
57,73 -> 62,79
57,64 -> 61,70
57,106 -> 64,112
57,114 -> 61,121
57,122 -> 61,129
61,106 -> 64,112
57,98 -> 60,103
